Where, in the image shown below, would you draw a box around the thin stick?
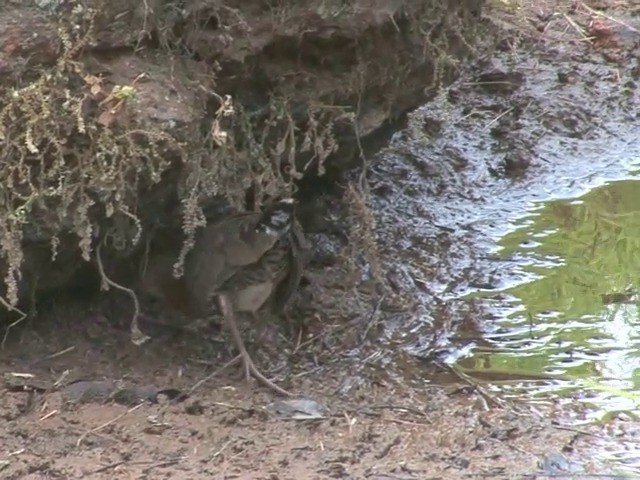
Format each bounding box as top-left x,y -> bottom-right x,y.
77,403 -> 144,447
359,294 -> 385,345
89,457 -> 182,475
483,106 -> 515,131
580,2 -> 640,34
563,13 -> 591,41
39,409 -> 58,421
95,242 -> 149,345
41,346 -> 75,363
188,354 -> 242,395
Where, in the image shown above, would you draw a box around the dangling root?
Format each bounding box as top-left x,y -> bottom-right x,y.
0,295 -> 27,349
96,242 -> 149,345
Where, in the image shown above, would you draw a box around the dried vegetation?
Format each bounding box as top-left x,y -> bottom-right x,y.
0,0 -> 483,323
0,5 -> 180,309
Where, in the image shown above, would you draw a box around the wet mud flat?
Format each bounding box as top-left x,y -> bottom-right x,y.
2,2 -> 640,479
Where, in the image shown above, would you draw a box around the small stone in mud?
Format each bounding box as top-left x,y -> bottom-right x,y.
502,151 -> 531,177
184,401 -> 205,416
444,146 -> 469,171
557,71 -> 579,84
422,117 -> 443,138
487,150 -> 531,179
539,453 -> 584,475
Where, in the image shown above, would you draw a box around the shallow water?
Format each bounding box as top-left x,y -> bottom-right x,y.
361,32 -> 640,473
457,178 -> 640,417
450,177 -> 640,473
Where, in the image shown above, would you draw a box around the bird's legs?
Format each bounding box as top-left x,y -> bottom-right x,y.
217,293 -> 292,397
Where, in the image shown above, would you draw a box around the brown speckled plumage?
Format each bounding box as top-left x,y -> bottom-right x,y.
139,199 -> 307,395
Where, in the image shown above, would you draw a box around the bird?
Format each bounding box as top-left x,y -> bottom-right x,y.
139,198 -> 306,396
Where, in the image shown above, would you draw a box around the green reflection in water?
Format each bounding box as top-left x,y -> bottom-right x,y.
459,179 -> 640,414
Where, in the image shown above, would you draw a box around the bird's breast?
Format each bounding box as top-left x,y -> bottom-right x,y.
228,281 -> 276,314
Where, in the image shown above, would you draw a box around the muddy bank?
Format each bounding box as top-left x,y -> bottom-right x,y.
367,0 -> 640,357
2,0 -> 640,478
0,0 -> 482,309
0,300 -> 614,479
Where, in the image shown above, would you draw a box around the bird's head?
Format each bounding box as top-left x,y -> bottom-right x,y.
256,197 -> 296,238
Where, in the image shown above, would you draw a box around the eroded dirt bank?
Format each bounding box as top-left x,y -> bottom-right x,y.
0,0 -> 481,306
2,0 -> 640,479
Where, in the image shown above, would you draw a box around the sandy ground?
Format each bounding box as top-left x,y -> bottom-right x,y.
0,299 -> 612,479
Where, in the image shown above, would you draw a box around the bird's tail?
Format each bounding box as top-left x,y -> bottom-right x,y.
255,198 -> 295,237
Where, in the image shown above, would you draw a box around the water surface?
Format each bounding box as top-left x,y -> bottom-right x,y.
458,178 -> 640,419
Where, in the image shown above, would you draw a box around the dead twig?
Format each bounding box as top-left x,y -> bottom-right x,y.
551,424 -> 609,440
483,106 -> 515,131
442,361 -> 517,411
365,404 -> 431,419
77,402 -> 144,447
89,457 -> 183,475
580,2 -> 640,35
188,354 -> 242,395
562,13 -> 591,41
359,294 -> 385,345
39,409 -> 58,421
209,439 -> 233,461
46,346 -> 76,360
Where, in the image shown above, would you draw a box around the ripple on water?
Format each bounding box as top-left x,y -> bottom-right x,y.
456,179 -> 640,421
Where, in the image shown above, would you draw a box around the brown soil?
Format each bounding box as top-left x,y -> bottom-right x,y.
2,0 -> 639,478
0,300 -> 607,479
